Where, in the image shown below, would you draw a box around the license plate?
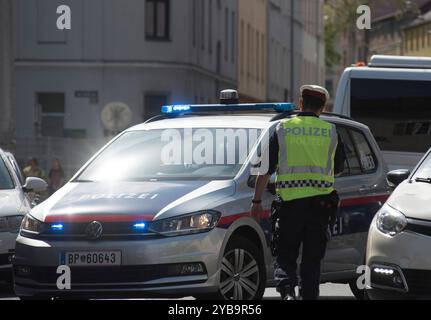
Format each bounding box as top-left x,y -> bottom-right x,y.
60,251 -> 121,266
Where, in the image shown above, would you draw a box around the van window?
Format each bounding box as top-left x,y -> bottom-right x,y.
351,78 -> 431,153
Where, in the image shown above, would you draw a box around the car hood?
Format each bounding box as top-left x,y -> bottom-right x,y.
0,189 -> 25,217
387,181 -> 431,220
32,180 -> 235,223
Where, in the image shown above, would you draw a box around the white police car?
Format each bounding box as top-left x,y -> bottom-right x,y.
367,148 -> 431,299
13,90 -> 390,300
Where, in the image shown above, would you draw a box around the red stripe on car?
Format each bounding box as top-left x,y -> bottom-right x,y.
340,194 -> 389,207
218,210 -> 270,226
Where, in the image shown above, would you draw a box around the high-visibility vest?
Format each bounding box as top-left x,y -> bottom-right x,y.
276,116 -> 338,202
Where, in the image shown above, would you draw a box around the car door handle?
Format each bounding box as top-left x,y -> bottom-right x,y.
359,184 -> 378,193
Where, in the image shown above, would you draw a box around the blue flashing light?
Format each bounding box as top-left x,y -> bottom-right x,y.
161,105 -> 191,114
133,222 -> 147,231
161,103 -> 295,114
51,223 -> 64,231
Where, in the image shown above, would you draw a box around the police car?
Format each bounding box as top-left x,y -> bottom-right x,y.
13,90 -> 390,300
366,148 -> 431,299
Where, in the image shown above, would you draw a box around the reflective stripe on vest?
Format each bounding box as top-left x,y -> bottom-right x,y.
275,116 -> 338,202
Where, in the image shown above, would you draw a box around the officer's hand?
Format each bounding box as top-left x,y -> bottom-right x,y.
250,203 -> 263,223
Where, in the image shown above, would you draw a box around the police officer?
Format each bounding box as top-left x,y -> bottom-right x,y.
250,85 -> 346,300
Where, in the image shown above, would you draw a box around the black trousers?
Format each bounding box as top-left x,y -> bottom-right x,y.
274,195 -> 334,300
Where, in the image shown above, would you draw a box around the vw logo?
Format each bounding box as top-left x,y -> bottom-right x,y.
85,221 -> 103,240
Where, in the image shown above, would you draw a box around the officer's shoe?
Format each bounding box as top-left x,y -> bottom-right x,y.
280,287 -> 297,300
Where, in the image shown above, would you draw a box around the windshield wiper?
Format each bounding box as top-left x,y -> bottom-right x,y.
415,177 -> 431,184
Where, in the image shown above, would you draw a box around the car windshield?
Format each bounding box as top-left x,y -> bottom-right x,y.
0,157 -> 14,190
413,152 -> 431,180
75,128 -> 262,182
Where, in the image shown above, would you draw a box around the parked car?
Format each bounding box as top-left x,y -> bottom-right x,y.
13,94 -> 390,300
366,148 -> 431,299
0,149 -> 47,285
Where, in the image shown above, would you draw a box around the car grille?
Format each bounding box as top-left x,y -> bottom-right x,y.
36,222 -> 158,241
14,264 -> 207,286
403,269 -> 431,295
405,218 -> 431,238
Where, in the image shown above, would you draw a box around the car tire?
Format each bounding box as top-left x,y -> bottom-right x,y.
196,235 -> 266,301
349,280 -> 368,300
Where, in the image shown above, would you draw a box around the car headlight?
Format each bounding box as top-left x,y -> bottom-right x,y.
150,211 -> 221,236
376,204 -> 407,236
20,214 -> 44,234
0,215 -> 24,233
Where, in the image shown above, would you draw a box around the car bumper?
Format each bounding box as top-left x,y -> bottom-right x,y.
367,223 -> 431,297
0,232 -> 18,273
13,228 -> 226,298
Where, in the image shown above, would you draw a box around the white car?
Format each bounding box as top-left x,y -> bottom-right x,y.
0,149 -> 47,284
366,148 -> 431,299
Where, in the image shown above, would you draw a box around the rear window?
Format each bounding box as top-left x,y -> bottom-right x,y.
351,78 -> 431,153
0,157 -> 14,190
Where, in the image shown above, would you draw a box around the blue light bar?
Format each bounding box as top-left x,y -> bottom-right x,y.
161,103 -> 295,115
133,222 -> 147,230
51,223 -> 64,231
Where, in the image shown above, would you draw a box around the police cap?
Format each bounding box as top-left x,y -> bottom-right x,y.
300,85 -> 330,103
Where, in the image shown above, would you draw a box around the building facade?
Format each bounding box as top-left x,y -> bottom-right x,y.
267,0 -> 325,105
403,11 -> 431,56
237,0 -> 267,102
0,0 -> 14,148
13,0 -> 238,174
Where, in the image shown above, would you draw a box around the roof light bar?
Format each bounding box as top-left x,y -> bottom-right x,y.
161,103 -> 295,115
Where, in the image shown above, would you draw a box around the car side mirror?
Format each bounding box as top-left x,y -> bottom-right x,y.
23,177 -> 48,193
387,169 -> 410,188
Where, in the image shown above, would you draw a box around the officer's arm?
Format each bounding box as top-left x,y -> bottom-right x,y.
253,175 -> 271,202
253,132 -> 279,201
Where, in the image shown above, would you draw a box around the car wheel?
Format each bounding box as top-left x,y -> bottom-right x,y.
349,280 -> 368,300
217,235 -> 266,300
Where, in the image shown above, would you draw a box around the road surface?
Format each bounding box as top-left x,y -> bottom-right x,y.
0,282 -> 355,300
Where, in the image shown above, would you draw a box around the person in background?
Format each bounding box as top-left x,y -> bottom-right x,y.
48,158 -> 65,195
23,157 -> 46,181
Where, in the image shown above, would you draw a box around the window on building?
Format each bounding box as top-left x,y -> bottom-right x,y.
37,93 -> 65,137
240,20 -> 244,75
37,0 -> 66,44
261,34 -> 265,84
201,0 -> 205,50
209,0 -> 213,54
256,31 -> 260,83
225,8 -> 229,61
143,94 -> 168,121
192,0 -> 197,47
145,0 -> 170,41
231,11 -> 236,64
